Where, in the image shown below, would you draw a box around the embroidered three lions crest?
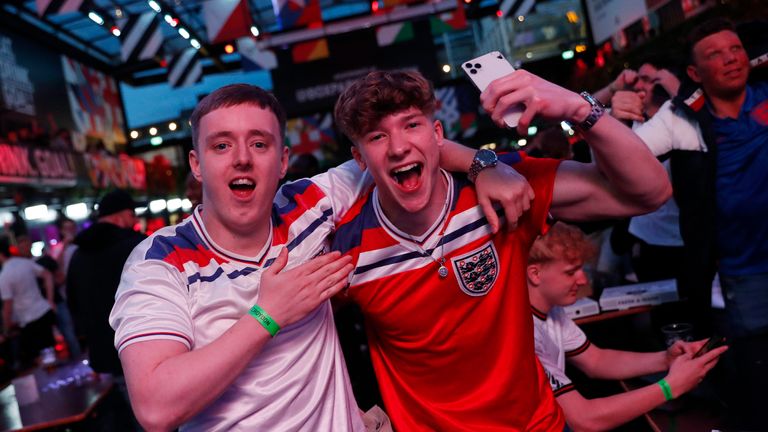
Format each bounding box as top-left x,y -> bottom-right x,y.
450,242 -> 499,296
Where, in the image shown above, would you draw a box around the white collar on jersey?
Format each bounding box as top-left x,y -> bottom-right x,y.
192,205 -> 274,265
372,170 -> 454,278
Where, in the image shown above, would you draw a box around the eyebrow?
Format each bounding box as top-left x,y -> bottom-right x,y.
204,129 -> 275,143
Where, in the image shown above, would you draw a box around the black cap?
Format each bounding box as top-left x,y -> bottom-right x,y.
98,189 -> 137,217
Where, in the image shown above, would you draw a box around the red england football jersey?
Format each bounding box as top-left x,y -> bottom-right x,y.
332,153 -> 565,431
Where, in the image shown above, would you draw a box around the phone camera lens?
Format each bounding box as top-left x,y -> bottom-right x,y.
465,63 -> 472,69
474,63 -> 482,68
470,69 -> 477,74
497,55 -> 503,59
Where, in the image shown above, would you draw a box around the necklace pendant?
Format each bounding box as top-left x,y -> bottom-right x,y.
438,264 -> 449,278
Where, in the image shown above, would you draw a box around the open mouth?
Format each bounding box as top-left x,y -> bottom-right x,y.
390,162 -> 423,191
229,178 -> 255,196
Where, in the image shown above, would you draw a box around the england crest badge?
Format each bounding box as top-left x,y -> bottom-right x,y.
451,242 -> 499,296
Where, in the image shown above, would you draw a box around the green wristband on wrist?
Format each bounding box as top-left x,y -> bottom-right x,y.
657,378 -> 674,401
249,304 -> 280,337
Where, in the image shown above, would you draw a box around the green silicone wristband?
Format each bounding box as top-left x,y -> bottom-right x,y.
657,378 -> 674,401
249,305 -> 280,337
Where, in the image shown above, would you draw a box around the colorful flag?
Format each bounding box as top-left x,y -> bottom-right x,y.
237,37 -> 278,71
203,0 -> 253,44
435,85 -> 478,140
285,112 -> 336,158
272,0 -> 322,29
429,1 -> 467,36
291,38 -> 329,63
376,22 -> 414,47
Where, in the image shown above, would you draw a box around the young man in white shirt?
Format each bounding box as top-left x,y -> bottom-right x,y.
527,222 -> 727,431
0,234 -> 56,368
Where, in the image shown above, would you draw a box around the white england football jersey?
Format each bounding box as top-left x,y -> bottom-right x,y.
532,306 -> 591,397
110,161 -> 369,431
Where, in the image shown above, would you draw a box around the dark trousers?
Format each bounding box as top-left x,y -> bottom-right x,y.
720,272 -> 768,430
20,310 -> 56,365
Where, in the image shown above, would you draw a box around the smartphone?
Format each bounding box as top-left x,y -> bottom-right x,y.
694,335 -> 726,358
462,51 -> 523,128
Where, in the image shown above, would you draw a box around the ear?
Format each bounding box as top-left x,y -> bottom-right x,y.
433,119 -> 444,148
351,145 -> 367,171
189,149 -> 202,182
686,64 -> 702,84
526,264 -> 541,286
279,145 -> 289,179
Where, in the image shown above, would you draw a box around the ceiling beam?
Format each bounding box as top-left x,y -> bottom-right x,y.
11,1 -> 116,60
0,3 -> 115,72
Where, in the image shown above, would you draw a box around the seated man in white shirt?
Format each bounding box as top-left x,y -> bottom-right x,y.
526,222 -> 727,432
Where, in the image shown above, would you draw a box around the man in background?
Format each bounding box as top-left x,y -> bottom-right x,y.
527,222 -> 724,431
0,234 -> 56,369
67,189 -> 146,430
629,18 -> 768,428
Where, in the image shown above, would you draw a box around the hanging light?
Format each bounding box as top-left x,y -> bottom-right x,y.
148,1 -> 162,13
88,11 -> 104,25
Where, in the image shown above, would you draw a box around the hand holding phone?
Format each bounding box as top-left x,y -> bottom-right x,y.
462,51 -> 523,128
694,335 -> 726,358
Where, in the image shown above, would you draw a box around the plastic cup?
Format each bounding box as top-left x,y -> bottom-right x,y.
661,322 -> 694,347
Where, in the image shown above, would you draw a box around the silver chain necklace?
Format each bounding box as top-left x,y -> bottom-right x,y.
405,235 -> 449,278
404,193 -> 450,278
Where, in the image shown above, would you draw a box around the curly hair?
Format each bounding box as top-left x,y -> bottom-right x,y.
528,222 -> 597,265
334,70 -> 436,142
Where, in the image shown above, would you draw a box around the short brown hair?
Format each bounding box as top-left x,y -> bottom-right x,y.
686,18 -> 737,65
334,70 -> 437,141
190,84 -> 287,148
529,222 -> 597,265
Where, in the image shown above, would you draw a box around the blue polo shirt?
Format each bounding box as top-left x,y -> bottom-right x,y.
713,82 -> 768,276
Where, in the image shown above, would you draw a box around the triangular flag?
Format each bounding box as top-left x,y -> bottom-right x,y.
376,22 -> 414,47
203,0 -> 253,44
237,37 -> 278,71
291,38 -> 329,63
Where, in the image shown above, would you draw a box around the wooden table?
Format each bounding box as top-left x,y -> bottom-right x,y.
0,361 -> 114,431
573,305 -> 654,325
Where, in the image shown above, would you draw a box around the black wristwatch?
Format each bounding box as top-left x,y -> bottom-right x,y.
468,149 -> 498,183
573,91 -> 605,132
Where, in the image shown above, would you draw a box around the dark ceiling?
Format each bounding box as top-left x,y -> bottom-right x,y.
0,0 -> 477,86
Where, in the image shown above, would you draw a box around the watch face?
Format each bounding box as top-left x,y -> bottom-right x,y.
477,149 -> 497,165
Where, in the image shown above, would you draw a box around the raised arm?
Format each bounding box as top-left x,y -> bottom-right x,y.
594,69 -> 638,106
116,250 -> 352,431
439,139 -> 535,232
481,70 -> 671,221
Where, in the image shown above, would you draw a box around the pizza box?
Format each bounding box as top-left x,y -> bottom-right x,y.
564,297 -> 600,319
599,279 -> 679,311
